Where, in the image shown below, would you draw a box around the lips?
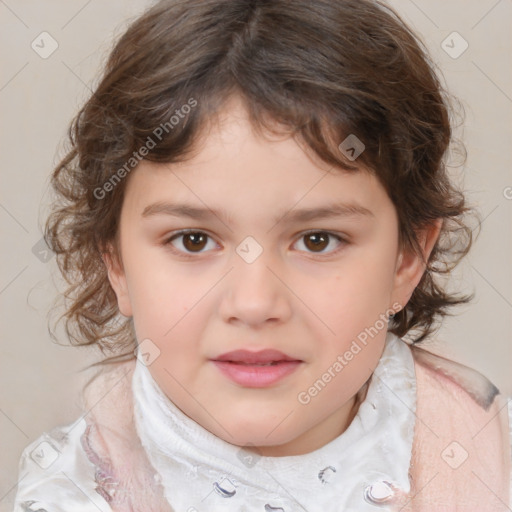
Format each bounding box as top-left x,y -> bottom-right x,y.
211,349 -> 303,387
212,348 -> 301,365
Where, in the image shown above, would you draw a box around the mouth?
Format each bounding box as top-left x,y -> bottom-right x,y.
212,348 -> 301,365
211,349 -> 302,388
222,361 -> 284,366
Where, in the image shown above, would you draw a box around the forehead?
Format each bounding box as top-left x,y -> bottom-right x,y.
120,97 -> 394,226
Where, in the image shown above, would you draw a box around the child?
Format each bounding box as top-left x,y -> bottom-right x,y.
14,0 -> 511,510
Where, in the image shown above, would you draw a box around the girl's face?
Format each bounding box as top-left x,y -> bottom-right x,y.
105,95 -> 435,456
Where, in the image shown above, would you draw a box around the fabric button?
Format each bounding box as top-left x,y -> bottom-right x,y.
318,465 -> 337,484
213,478 -> 236,498
363,480 -> 395,504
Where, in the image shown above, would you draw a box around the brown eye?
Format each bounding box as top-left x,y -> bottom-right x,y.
295,231 -> 346,255
304,232 -> 330,252
181,232 -> 208,252
165,231 -> 216,256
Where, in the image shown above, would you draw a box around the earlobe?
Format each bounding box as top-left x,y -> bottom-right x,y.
391,219 -> 442,308
102,247 -> 133,318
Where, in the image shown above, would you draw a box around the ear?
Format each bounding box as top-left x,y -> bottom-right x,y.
390,219 -> 442,309
102,244 -> 133,318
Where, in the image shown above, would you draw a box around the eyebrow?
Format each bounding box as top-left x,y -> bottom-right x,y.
141,201 -> 374,225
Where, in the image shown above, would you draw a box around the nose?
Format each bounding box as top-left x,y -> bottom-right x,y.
218,247 -> 292,328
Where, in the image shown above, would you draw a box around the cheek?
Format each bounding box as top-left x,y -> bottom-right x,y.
125,244 -> 205,321
126,275 -> 198,358
307,257 -> 396,367
325,254 -> 396,313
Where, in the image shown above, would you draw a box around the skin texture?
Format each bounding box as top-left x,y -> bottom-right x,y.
104,95 -> 440,457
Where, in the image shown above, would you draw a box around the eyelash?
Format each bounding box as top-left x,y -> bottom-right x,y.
162,229 -> 348,259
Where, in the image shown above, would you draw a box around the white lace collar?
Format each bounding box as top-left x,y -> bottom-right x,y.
132,332 -> 416,511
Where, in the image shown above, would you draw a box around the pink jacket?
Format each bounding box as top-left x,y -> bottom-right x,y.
399,349 -> 510,511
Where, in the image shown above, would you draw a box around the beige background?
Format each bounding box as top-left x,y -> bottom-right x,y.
1,0 -> 511,509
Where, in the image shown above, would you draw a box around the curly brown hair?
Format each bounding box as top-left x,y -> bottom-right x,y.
44,0 -> 475,367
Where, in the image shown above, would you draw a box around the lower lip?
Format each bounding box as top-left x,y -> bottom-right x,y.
212,360 -> 302,388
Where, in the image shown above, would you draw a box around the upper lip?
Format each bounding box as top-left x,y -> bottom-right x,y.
212,349 -> 301,364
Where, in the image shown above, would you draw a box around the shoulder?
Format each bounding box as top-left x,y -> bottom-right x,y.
410,343 -> 501,410
409,343 -> 509,440
13,416 -> 112,512
407,343 -> 511,509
